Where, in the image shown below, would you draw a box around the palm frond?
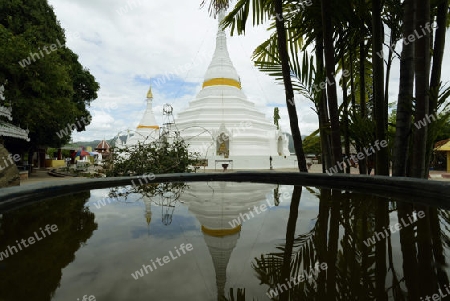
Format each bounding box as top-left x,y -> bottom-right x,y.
200,0 -> 230,16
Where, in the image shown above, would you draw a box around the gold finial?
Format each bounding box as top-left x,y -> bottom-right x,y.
146,87 -> 153,99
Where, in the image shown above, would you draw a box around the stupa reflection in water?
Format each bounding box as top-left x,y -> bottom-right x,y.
182,182 -> 275,300
142,185 -> 182,232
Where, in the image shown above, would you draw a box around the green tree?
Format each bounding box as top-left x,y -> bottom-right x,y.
0,0 -> 99,158
302,134 -> 321,158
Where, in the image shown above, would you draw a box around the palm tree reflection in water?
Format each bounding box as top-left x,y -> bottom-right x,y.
225,189 -> 450,301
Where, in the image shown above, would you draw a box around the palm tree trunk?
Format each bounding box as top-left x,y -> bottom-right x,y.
315,28 -> 332,172
341,52 -> 351,174
350,50 -> 357,117
392,0 -> 416,177
425,0 -> 448,173
372,0 -> 389,176
359,0 -> 367,120
321,0 -> 342,168
358,41 -> 367,175
274,0 -> 308,172
429,0 -> 447,111
411,0 -> 430,179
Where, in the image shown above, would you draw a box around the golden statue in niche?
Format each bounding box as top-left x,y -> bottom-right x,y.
217,133 -> 229,158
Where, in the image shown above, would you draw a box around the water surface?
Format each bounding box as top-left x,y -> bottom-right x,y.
0,182 -> 448,301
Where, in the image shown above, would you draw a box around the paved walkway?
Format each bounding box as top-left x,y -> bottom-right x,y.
20,169 -> 86,186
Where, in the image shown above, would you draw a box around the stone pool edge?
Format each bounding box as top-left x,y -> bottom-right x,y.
0,171 -> 449,211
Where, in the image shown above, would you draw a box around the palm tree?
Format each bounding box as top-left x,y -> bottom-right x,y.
411,0 -> 431,179
320,0 -> 343,170
245,0 -> 334,171
274,0 -> 309,172
372,0 -> 389,176
200,0 -> 230,16
392,0 -> 416,177
425,0 -> 449,172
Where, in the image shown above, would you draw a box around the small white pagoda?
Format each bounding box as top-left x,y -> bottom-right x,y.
174,10 -> 293,169
125,87 -> 160,146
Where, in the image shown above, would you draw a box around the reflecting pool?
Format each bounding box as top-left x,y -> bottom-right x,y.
0,182 -> 448,301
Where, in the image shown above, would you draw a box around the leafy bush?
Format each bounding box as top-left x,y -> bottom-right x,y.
106,136 -> 199,177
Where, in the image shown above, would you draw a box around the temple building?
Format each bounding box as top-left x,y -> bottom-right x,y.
173,10 -> 294,169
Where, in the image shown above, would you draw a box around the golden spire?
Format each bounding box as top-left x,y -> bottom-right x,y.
146,86 -> 153,99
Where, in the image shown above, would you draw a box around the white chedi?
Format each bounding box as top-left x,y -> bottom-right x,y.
173,10 -> 292,169
125,87 -> 160,146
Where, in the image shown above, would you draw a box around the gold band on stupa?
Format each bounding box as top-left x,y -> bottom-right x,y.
137,125 -> 159,129
202,78 -> 241,89
201,225 -> 241,237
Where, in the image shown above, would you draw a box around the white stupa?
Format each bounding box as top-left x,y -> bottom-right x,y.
174,10 -> 293,169
125,87 -> 159,146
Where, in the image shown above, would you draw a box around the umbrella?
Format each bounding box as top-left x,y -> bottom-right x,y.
72,150 -> 90,157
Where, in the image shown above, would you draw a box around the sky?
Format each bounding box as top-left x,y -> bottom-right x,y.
46,0 -> 450,142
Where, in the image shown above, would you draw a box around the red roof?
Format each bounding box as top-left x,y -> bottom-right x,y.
95,140 -> 110,151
